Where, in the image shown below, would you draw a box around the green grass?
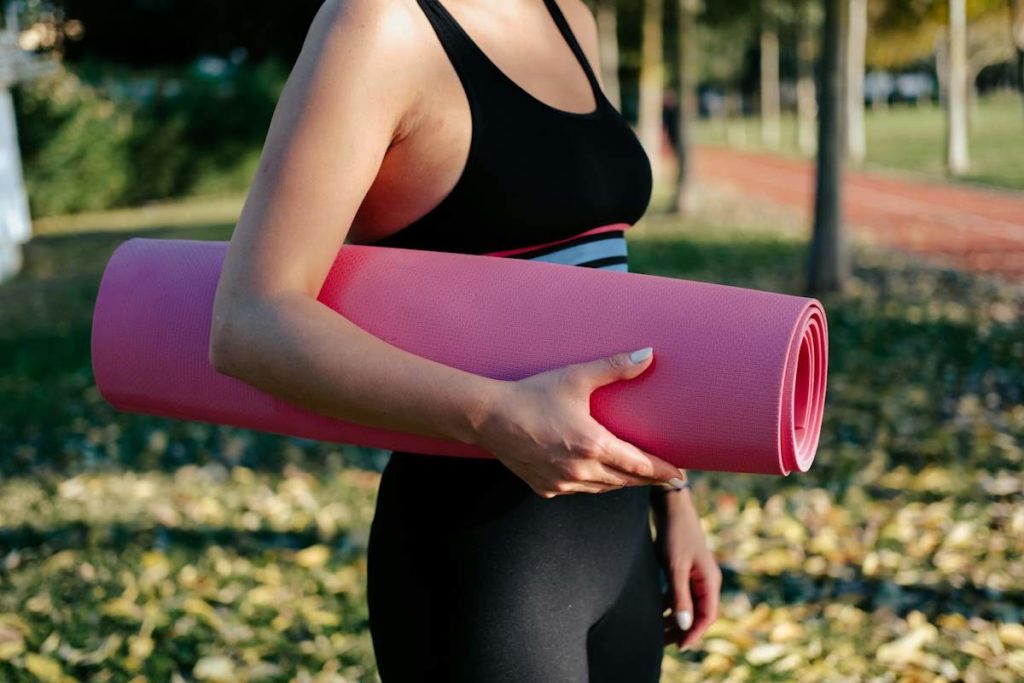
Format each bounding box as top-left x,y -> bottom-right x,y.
0,197 -> 1021,681
693,92 -> 1024,191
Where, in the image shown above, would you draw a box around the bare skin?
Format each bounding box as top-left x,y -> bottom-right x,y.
209,0 -> 719,648
654,487 -> 723,651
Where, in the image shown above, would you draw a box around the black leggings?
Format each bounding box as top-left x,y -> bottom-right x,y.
367,451 -> 664,682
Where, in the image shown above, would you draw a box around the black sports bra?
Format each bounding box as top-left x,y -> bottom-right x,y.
373,0 -> 652,267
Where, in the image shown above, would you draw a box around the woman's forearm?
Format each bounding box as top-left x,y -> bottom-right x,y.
209,289 -> 506,446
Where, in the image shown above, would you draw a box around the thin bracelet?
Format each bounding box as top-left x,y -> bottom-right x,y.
663,479 -> 692,493
657,471 -> 692,493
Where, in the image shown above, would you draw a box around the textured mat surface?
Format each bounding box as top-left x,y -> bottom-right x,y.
91,237 -> 828,475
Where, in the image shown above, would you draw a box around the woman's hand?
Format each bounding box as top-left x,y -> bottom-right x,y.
653,487 -> 722,651
473,347 -> 688,498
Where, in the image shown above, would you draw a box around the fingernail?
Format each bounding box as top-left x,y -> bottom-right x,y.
629,347 -> 653,364
669,477 -> 687,490
675,610 -> 693,631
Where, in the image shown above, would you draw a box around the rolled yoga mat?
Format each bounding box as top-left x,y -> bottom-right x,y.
91,234 -> 828,475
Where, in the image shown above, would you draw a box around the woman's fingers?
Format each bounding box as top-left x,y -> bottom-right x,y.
661,559 -> 721,651
561,347 -> 654,393
533,470 -> 657,499
530,478 -> 619,498
679,558 -> 722,650
529,444 -> 665,498
661,562 -> 695,649
522,426 -> 685,497
591,426 -> 684,486
579,460 -> 663,489
669,562 -> 695,639
541,457 -> 669,498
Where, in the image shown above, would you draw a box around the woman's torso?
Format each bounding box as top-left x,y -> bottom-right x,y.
364,0 -> 654,488
364,5 -> 666,677
349,0 -> 653,256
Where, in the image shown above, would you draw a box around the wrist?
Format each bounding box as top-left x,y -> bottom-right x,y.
651,476 -> 693,520
657,483 -> 692,501
454,376 -> 511,448
660,486 -> 693,513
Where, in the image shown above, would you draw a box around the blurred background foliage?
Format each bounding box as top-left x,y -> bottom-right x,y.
16,61 -> 286,217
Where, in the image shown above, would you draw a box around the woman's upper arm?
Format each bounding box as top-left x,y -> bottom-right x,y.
215,0 -> 419,309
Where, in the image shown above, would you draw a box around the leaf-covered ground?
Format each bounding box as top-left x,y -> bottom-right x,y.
1,194 -> 1021,682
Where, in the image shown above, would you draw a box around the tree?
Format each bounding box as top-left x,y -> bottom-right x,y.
797,0 -> 819,155
673,0 -> 700,213
595,0 -> 622,110
760,1 -> 781,147
700,0 -> 758,146
947,0 -> 970,175
965,13 -> 1016,116
1013,0 -> 1024,104
638,0 -> 665,186
846,0 -> 867,164
808,0 -> 850,295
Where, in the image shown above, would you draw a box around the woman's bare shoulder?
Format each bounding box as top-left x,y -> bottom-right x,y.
554,0 -> 600,45
295,0 -> 434,140
311,0 -> 428,72
218,0 -> 434,299
552,0 -> 602,81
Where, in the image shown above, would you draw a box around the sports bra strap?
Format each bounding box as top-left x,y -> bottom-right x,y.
419,0 -> 602,106
415,0 -> 489,101
539,0 -> 603,99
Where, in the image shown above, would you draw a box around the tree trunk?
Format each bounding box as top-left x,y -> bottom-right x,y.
1011,0 -> 1024,108
638,0 -> 665,188
595,0 -> 621,111
1019,49 -> 1024,110
797,1 -> 818,156
760,11 -> 781,148
808,0 -> 849,295
673,0 -> 699,214
935,31 -> 948,105
947,0 -> 970,176
846,0 -> 867,164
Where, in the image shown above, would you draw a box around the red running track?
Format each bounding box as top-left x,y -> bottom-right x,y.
693,145 -> 1024,281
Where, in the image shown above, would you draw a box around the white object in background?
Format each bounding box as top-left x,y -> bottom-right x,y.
0,1 -> 57,283
0,87 -> 30,281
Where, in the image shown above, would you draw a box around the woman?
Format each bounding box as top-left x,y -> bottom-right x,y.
209,0 -> 721,680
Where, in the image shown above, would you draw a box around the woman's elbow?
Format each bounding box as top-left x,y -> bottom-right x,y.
208,305 -> 248,377
208,290 -> 302,378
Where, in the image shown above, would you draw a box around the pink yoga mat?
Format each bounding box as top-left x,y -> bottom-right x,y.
91,235 -> 828,475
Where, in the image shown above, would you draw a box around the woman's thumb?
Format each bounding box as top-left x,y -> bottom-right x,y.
572,347 -> 654,390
